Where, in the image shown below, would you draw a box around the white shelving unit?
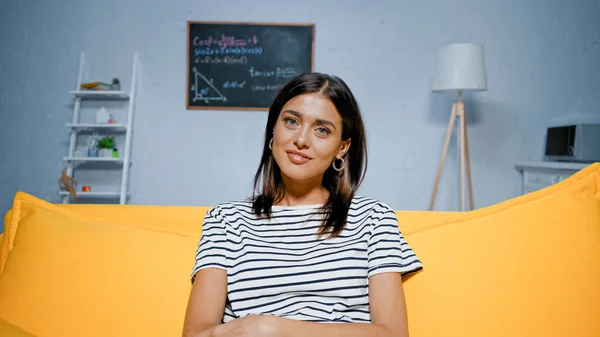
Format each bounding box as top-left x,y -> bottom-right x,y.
63,156 -> 125,163
69,90 -> 130,99
61,52 -> 139,204
59,191 -> 122,198
66,123 -> 128,131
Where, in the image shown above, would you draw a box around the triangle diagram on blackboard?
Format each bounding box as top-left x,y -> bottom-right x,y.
191,67 -> 227,103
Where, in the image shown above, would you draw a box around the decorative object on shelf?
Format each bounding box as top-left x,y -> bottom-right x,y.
82,185 -> 92,192
429,43 -> 488,211
96,107 -> 112,124
87,133 -> 100,157
80,78 -> 121,91
112,148 -> 119,158
58,169 -> 78,199
97,136 -> 115,158
74,151 -> 83,157
111,78 -> 121,91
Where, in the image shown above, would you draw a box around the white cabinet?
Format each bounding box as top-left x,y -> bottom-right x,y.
515,161 -> 589,194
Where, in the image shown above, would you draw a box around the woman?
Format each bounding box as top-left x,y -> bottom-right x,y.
183,73 -> 423,337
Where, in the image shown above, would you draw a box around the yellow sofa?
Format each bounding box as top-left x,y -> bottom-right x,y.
0,163 -> 599,337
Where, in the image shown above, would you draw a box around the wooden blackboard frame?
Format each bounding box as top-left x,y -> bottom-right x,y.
186,21 -> 315,111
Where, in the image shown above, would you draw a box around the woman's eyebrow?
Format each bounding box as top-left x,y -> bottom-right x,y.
282,109 -> 336,130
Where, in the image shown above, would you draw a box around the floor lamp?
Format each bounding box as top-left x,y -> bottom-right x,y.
429,43 -> 488,211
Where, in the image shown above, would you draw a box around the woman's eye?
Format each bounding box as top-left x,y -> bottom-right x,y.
284,118 -> 298,126
316,127 -> 331,135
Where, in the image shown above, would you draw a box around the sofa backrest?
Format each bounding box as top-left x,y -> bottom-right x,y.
2,202 -> 458,238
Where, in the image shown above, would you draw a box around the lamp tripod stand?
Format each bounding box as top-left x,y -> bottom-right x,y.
429,91 -> 474,211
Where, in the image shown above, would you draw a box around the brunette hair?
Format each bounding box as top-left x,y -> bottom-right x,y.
252,72 -> 368,238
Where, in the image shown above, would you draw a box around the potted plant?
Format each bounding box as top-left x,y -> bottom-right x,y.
97,136 -> 115,158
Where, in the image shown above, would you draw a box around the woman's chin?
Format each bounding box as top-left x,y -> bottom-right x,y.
279,166 -> 322,183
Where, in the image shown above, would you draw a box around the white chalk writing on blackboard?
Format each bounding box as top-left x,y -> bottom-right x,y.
195,56 -> 248,65
252,84 -> 283,92
249,66 -> 298,78
223,81 -> 246,89
193,34 -> 259,48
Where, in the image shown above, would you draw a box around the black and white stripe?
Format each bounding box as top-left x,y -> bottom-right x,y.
191,196 -> 423,323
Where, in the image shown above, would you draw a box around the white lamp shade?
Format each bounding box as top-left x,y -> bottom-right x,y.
431,43 -> 488,92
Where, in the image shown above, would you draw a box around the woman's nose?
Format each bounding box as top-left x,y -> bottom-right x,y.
294,129 -> 310,149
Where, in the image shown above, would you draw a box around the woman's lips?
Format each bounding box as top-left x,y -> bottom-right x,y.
286,151 -> 312,165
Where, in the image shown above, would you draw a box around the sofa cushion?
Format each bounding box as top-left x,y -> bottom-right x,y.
0,192 -> 211,272
0,316 -> 35,337
0,193 -> 204,337
402,163 -> 600,337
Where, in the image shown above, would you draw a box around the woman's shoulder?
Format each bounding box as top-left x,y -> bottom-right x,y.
349,195 -> 396,213
199,199 -> 258,229
209,198 -> 255,215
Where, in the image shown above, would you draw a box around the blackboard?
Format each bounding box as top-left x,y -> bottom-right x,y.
186,21 -> 315,110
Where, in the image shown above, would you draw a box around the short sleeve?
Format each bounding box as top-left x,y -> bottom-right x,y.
367,202 -> 423,278
190,206 -> 228,283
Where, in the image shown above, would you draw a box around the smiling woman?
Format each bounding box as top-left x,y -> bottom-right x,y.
254,73 -> 365,238
182,73 -> 423,337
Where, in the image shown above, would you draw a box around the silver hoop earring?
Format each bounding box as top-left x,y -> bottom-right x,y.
332,157 -> 345,172
269,138 -> 273,150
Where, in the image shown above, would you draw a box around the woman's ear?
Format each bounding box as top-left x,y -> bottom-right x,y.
338,138 -> 351,158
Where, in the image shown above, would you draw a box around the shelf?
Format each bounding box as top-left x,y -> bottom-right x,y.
70,90 -> 129,100
63,157 -> 124,163
66,123 -> 127,131
515,160 -> 590,171
59,191 -> 124,198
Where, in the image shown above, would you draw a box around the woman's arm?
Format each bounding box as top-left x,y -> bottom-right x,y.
182,268 -> 228,337
213,272 -> 410,337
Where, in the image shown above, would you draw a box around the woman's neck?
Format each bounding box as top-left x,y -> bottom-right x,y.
275,177 -> 329,207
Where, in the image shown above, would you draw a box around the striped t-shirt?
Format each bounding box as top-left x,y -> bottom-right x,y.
190,196 -> 423,323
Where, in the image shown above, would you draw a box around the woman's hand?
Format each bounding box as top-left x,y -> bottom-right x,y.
212,314 -> 278,337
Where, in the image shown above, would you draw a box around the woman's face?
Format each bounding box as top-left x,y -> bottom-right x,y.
272,93 -> 351,184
